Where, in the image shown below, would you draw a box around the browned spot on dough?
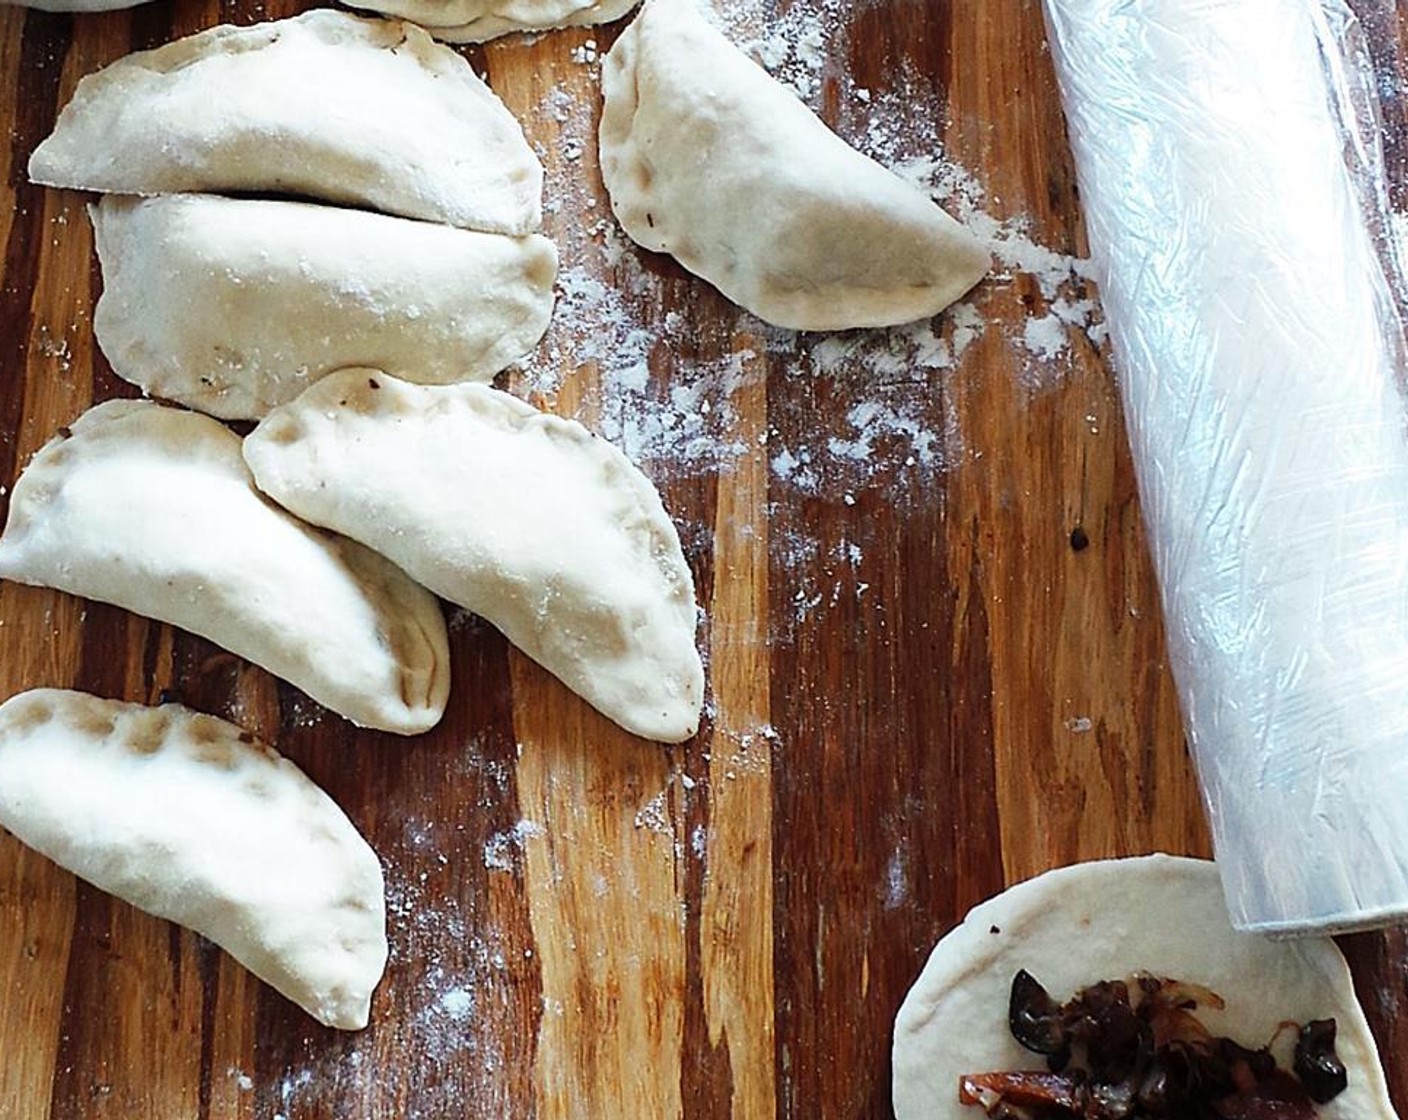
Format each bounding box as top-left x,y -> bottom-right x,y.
5,696 -> 53,734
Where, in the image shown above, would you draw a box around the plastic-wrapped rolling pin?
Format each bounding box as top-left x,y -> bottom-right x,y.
1044,0 -> 1408,934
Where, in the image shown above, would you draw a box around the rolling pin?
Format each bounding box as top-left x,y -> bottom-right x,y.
1044,0 -> 1408,934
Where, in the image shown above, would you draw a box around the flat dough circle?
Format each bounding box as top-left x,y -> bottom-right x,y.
892,855 -> 1398,1120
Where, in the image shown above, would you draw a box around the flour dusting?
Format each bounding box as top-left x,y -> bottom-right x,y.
851,65 -> 1105,374
483,819 -> 545,872
718,0 -> 842,100
1389,209 -> 1408,298
884,845 -> 910,910
634,788 -> 671,832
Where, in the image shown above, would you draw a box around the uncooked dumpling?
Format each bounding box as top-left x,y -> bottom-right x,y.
436,0 -> 638,42
892,855 -> 1397,1120
599,0 -> 989,330
244,371 -> 704,743
92,194 -> 559,420
29,9 -> 542,235
345,0 -> 637,43
1,0 -> 151,9
0,400 -> 449,735
0,689 -> 387,1030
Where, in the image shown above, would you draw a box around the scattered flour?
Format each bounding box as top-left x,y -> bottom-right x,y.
771,529 -> 872,631
884,845 -> 910,911
438,988 -> 475,1022
633,788 -> 671,832
852,68 -> 1105,373
482,819 -> 545,872
709,0 -> 845,101
33,323 -> 74,375
1024,314 -> 1070,362
1389,209 -> 1408,301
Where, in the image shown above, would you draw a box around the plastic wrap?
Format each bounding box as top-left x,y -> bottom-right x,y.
1044,0 -> 1408,934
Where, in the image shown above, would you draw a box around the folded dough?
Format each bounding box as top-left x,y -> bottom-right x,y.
0,689 -> 387,1030
244,371 -> 704,744
344,0 -> 637,42
91,194 -> 559,421
435,0 -> 639,42
28,9 -> 542,235
599,0 -> 990,330
1,0 -> 151,9
0,401 -> 449,735
892,856 -> 1398,1120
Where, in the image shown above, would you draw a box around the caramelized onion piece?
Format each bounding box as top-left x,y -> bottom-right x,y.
960,1072 -> 1085,1113
1295,1020 -> 1348,1104
1214,1070 -> 1319,1120
1009,970 -> 1070,1061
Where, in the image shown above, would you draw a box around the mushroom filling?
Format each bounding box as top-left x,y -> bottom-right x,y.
958,970 -> 1348,1120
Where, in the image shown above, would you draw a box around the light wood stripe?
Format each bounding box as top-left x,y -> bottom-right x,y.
514,679 -> 685,1118
702,342 -> 774,1120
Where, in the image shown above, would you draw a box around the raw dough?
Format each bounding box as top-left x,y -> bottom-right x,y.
91,194 -> 559,420
892,855 -> 1398,1120
0,400 -> 450,735
599,0 -> 990,331
435,0 -> 639,42
0,689 -> 387,1029
343,0 -> 638,42
1,0 -> 151,9
244,371 -> 705,743
28,9 -> 542,235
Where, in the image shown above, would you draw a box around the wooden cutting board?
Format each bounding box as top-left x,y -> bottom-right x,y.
0,1 -> 1404,1117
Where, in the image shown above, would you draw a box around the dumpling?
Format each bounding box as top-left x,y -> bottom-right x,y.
244,371 -> 704,744
28,9 -> 542,235
434,0 -> 639,42
91,194 -> 559,421
0,689 -> 387,1030
1,0 -> 151,9
344,0 -> 637,43
0,400 -> 450,736
599,0 -> 990,330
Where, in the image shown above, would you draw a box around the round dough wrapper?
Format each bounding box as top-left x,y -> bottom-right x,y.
893,855 -> 1397,1120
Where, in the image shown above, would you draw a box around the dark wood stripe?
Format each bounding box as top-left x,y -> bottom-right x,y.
1346,14 -> 1408,1112
127,0 -> 179,51
0,13 -> 71,519
1352,0 -> 1408,208
195,940 -> 220,1120
1340,928 -> 1408,1113
49,886 -> 113,1115
672,433 -> 730,1120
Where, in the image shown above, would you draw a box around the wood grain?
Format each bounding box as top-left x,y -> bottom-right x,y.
0,1 -> 1403,1118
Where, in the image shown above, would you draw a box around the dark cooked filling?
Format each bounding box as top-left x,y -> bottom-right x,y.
958,971 -> 1348,1120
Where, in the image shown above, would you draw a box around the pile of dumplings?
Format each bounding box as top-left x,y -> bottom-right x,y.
0,0 -> 988,1030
